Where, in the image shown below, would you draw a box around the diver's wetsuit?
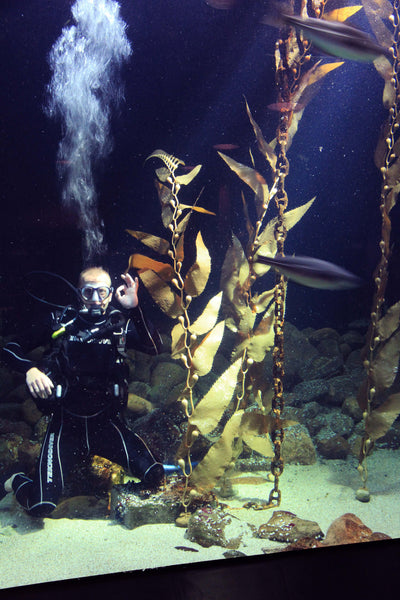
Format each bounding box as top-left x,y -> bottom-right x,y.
1,304 -> 164,517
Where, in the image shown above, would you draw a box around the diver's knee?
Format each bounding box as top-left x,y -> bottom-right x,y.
27,502 -> 57,518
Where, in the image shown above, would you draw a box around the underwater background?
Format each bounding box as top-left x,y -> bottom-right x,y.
1,0 -> 400,591
1,0 -> 398,333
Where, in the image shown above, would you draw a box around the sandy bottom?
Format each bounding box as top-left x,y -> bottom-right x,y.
1,448 -> 399,590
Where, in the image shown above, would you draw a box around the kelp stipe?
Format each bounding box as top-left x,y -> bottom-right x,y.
354,0 -> 400,502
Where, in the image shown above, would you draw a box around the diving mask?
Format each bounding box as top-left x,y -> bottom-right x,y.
79,285 -> 113,302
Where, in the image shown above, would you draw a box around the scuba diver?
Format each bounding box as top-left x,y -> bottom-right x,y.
0,267 -> 165,517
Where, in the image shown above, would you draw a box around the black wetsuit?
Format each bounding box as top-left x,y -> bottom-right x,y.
1,303 -> 164,517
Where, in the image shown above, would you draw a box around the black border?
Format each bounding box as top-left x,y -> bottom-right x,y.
1,537 -> 399,600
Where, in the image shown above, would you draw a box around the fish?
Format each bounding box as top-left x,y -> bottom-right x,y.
213,143 -> 240,150
204,0 -> 239,9
254,254 -> 363,290
264,11 -> 392,62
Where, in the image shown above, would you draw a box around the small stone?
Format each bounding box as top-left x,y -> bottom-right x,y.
355,488 -> 371,503
175,511 -> 192,528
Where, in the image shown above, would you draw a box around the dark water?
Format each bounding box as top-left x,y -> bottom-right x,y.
0,0 -> 397,333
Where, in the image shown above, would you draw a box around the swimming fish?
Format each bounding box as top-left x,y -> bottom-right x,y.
213,143 -> 240,150
255,254 -> 363,290
265,12 -> 392,62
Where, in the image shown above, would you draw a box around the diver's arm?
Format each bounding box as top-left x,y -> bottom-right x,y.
115,273 -> 162,354
1,314 -> 55,398
125,304 -> 163,355
1,313 -> 53,374
1,340 -> 37,374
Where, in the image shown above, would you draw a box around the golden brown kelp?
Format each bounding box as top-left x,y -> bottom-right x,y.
355,0 -> 400,502
126,149 -> 221,508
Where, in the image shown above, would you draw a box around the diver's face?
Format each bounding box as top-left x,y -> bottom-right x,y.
79,271 -> 113,313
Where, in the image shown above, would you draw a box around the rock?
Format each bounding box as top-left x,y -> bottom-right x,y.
131,351 -> 152,383
298,355 -> 343,381
126,393 -> 154,416
345,349 -> 364,372
316,434 -> 349,459
339,330 -> 365,349
321,375 -> 359,408
308,328 -> 340,345
324,410 -> 354,438
257,510 -> 323,543
148,362 -> 187,406
175,511 -> 192,527
131,406 -> 186,463
49,496 -> 108,519
150,361 -> 186,392
0,366 -> 17,397
290,379 -> 331,407
128,380 -> 151,398
110,484 -> 183,529
355,488 -> 371,502
0,403 -> 23,420
301,401 -> 323,420
223,550 -> 247,558
186,506 -> 255,549
17,439 -> 40,470
315,338 -> 342,359
376,421 -> 400,450
4,383 -> 30,404
322,513 -> 391,546
272,322 -> 319,390
347,319 -> 369,333
21,397 -> 43,425
342,396 -> 363,422
34,416 -> 50,443
339,342 -> 352,359
0,418 -> 32,438
281,423 -> 317,465
0,434 -> 23,470
284,537 -> 325,551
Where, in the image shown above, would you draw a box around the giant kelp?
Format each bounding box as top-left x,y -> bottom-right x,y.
126,0 -> 399,509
